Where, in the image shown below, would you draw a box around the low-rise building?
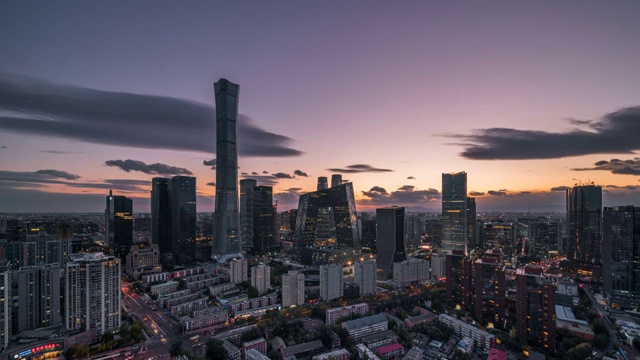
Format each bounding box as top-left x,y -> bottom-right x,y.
376,343 -> 403,360
245,348 -> 270,360
487,348 -> 507,360
242,338 -> 267,359
281,339 -> 324,359
150,280 -> 179,295
180,307 -> 228,332
438,315 -> 496,350
342,314 -> 388,341
326,303 -> 370,325
223,340 -> 241,360
357,344 -> 382,360
361,330 -> 398,350
312,348 -> 350,360
404,312 -> 436,328
403,347 -> 423,360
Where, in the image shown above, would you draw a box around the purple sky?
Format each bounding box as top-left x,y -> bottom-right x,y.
1,1 -> 640,213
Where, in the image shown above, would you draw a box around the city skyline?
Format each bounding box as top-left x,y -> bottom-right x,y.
2,2 -> 640,213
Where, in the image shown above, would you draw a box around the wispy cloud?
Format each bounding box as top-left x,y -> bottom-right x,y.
327,164 -> 393,173
105,159 -> 193,176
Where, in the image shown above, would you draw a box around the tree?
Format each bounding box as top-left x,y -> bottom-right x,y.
247,285 -> 259,298
177,278 -> 187,290
633,337 -> 640,351
170,341 -> 183,357
206,339 -> 228,360
594,334 -> 609,350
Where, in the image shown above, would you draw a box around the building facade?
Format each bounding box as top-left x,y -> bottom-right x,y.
320,263 -> 343,301
125,242 -> 160,280
0,261 -> 11,352
151,177 -> 172,254
105,190 -> 133,262
393,258 -> 430,288
213,78 -> 242,262
251,264 -> 271,296
282,270 -> 305,307
169,176 -> 197,265
603,206 -> 640,310
230,258 -> 248,284
473,249 -> 506,328
17,264 -> 62,332
354,260 -> 377,296
442,172 -> 468,253
445,250 -> 473,310
65,252 -> 121,342
376,207 -> 406,280
516,267 -> 556,351
567,185 -> 602,275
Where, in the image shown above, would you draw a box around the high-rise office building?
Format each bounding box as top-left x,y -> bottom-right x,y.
213,79 -> 242,262
354,260 -> 377,296
445,250 -> 473,310
251,264 -> 271,296
252,186 -> 274,254
376,207 -> 406,280
169,176 -> 197,265
105,190 -> 133,262
240,179 -> 257,250
360,214 -> 376,249
65,252 -> 120,342
331,174 -> 343,188
473,249 -> 506,328
295,180 -> 360,251
567,185 -> 602,273
151,177 -> 172,254
603,206 -> 640,310
530,219 -> 561,256
482,222 -> 515,258
320,264 -> 343,301
466,197 -> 477,249
17,264 -> 62,331
317,177 -> 328,191
442,172 -> 468,253
0,261 -> 11,352
516,267 -> 556,351
282,271 -> 305,307
230,258 -> 248,284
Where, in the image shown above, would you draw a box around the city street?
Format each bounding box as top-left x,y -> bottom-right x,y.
583,284 -> 618,357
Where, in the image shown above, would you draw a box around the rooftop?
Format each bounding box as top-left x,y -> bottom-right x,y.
283,340 -> 324,356
487,348 -> 507,360
343,313 -> 387,330
376,343 -> 403,354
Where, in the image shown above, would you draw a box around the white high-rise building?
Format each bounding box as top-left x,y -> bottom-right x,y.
282,271 -> 305,307
0,261 -> 11,352
354,260 -> 377,296
251,264 -> 271,295
393,258 -> 430,288
230,258 -> 248,284
18,264 -> 63,331
320,264 -> 343,301
65,252 -> 120,342
431,253 -> 446,280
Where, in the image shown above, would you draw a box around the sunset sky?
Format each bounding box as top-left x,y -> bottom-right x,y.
1,1 -> 640,213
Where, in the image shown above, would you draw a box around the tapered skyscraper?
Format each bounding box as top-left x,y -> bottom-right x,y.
442,172 -> 468,253
213,79 -> 242,262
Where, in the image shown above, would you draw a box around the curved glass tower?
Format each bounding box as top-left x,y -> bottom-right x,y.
213,79 -> 242,262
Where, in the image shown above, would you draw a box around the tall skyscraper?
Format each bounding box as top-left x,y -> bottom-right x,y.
466,197 -> 477,249
320,263 -> 343,301
516,267 -> 556,351
65,252 -> 120,342
354,260 -> 377,296
251,264 -> 271,296
0,260 -> 11,352
230,258 -> 248,284
376,207 -> 406,280
169,176 -> 197,265
317,177 -> 328,191
17,264 -> 62,331
331,174 -> 343,188
214,78 -> 242,262
295,181 -> 360,252
151,177 -> 171,254
567,185 -> 602,273
105,190 -> 133,261
603,206 -> 640,310
442,172 -> 468,253
240,179 -> 257,250
282,270 -> 305,307
252,186 -> 275,254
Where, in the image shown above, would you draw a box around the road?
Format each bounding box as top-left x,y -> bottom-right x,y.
583,284 -> 618,357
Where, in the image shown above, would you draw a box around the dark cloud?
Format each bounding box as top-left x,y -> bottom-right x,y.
326,164 -> 393,173
469,191 -> 485,196
519,191 -> 532,194
105,159 -> 193,176
1,145 -> 7,149
573,158 -> 640,176
251,172 -> 258,175
407,176 -> 416,180
40,150 -> 82,154
241,172 -> 248,176
34,169 -> 81,180
203,159 -> 216,169
0,73 -> 302,157
550,186 -> 570,192
272,172 -> 295,179
262,171 -> 269,174
360,185 -> 440,207
487,190 -> 508,196
274,187 -> 304,206
240,175 -> 278,186
449,106 -> 640,160
206,182 -> 216,187
294,170 -> 309,177
605,184 -> 638,190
